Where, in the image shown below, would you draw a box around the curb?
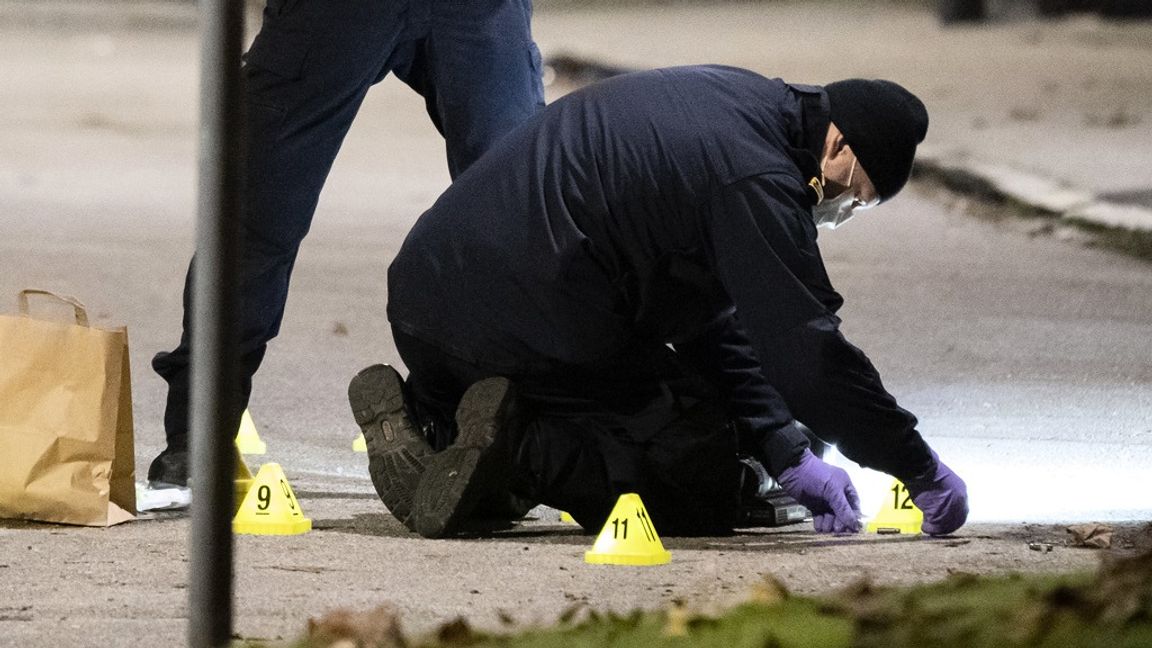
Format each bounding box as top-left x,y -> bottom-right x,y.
916,149 -> 1152,235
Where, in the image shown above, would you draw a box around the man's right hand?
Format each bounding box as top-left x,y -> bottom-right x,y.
777,448 -> 862,533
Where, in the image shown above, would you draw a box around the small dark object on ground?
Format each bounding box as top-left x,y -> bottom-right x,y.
544,53 -> 636,86
937,0 -> 986,24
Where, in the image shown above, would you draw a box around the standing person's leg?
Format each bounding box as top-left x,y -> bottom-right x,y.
410,0 -> 545,176
147,0 -> 410,488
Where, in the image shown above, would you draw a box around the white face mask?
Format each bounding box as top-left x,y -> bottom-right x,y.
810,156 -> 873,230
812,191 -> 859,230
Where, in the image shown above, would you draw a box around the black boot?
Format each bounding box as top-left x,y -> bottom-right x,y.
348,364 -> 435,529
147,447 -> 190,488
410,377 -> 524,538
139,447 -> 193,512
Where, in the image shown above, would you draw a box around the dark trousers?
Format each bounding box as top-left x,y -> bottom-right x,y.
394,329 -> 742,536
152,0 -> 545,452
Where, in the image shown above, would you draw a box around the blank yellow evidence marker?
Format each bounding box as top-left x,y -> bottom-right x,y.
235,409 -> 267,455
865,478 -> 923,535
585,493 -> 671,566
233,445 -> 254,516
233,462 -> 312,535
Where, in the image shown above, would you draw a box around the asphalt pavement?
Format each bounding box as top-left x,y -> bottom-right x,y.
0,2 -> 1150,646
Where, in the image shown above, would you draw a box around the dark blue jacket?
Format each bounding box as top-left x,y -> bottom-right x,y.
389,65 -> 930,479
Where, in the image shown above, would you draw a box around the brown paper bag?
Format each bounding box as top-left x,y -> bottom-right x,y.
0,289 -> 136,526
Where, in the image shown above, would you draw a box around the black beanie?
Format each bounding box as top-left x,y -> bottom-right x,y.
823,79 -> 929,202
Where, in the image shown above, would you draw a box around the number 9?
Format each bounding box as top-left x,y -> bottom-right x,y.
256,484 -> 271,510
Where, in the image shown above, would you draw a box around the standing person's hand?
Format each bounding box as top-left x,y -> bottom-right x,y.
777,449 -> 862,533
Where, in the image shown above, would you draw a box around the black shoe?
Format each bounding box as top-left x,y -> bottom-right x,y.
147,447 -> 189,488
348,364 -> 434,528
410,377 -> 523,538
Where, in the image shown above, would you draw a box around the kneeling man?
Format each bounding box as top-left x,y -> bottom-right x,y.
352,65 -> 968,539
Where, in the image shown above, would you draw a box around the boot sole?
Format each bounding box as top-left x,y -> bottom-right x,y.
348,364 -> 432,527
411,377 -> 518,538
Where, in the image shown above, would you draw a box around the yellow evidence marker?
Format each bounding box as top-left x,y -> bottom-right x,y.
865,478 -> 923,535
353,432 -> 367,453
233,462 -> 312,535
585,493 -> 671,566
235,409 -> 267,455
233,445 -> 254,516
559,511 -> 578,524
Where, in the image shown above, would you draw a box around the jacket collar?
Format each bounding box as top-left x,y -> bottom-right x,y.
784,83 -> 831,205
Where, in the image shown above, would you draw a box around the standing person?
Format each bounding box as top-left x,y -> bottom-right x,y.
144,0 -> 545,507
352,65 -> 968,538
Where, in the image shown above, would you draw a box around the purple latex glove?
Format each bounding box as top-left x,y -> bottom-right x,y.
777,449 -> 862,534
906,450 -> 969,536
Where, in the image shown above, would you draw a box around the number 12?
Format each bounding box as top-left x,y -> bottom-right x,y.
891,483 -> 913,510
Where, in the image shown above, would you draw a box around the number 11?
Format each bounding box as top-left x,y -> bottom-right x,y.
612,518 -> 628,539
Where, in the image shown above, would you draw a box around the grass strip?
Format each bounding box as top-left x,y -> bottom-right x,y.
258,549 -> 1152,648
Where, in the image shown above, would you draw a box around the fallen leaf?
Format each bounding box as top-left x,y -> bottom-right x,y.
437,617 -> 475,645
1067,524 -> 1114,549
663,602 -> 690,637
305,604 -> 406,648
749,574 -> 790,606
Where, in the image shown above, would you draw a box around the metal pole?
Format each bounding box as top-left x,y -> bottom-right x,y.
189,0 -> 244,645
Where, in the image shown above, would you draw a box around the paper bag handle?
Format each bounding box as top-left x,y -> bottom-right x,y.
18,289 -> 90,327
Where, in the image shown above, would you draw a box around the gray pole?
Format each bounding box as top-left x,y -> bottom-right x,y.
189,0 -> 244,645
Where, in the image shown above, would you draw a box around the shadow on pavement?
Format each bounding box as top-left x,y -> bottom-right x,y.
294,489 -> 380,500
